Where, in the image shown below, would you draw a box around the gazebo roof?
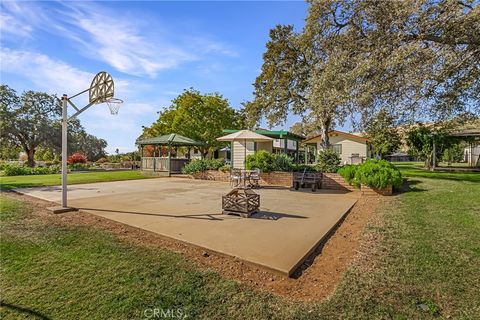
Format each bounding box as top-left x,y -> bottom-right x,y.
137,133 -> 205,146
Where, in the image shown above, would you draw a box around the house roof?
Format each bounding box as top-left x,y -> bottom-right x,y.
136,133 -> 205,146
217,130 -> 273,142
449,129 -> 480,138
303,130 -> 370,144
222,129 -> 305,141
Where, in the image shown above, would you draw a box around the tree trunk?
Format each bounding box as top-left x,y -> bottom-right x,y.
26,148 -> 36,167
319,117 -> 331,150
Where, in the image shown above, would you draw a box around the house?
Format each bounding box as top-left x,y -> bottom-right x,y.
221,129 -> 305,162
303,130 -> 372,164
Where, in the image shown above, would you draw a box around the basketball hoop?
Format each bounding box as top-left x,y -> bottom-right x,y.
52,70 -> 124,213
106,98 -> 123,115
89,71 -> 114,104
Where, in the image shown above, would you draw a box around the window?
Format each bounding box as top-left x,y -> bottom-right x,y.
332,144 -> 342,154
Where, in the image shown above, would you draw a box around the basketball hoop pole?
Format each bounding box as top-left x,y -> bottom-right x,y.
48,71 -> 120,214
61,94 -> 68,208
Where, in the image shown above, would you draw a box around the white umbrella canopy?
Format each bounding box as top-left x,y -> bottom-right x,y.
217,130 -> 273,169
217,130 -> 273,142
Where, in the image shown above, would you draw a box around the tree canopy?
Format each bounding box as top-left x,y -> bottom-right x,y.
0,85 -> 108,165
141,88 -> 245,155
247,0 -> 479,147
0,85 -> 60,166
365,109 -> 401,158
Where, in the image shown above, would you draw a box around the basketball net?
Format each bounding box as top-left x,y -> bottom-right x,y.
106,98 -> 123,115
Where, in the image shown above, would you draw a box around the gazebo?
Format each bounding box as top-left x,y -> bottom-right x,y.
137,133 -> 205,175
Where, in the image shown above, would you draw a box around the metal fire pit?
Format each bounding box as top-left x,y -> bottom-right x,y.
222,188 -> 260,218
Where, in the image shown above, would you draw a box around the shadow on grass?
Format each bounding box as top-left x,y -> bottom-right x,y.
0,301 -> 51,320
396,179 -> 427,194
0,182 -> 47,191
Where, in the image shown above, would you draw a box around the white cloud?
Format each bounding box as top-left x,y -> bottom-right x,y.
71,14 -> 195,77
0,1 -> 238,77
0,47 -> 92,94
0,12 -> 33,38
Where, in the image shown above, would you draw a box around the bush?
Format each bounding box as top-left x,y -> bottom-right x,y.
182,158 -> 225,174
69,163 -> 90,171
245,151 -> 294,173
96,157 -> 108,164
315,149 -> 341,173
338,159 -> 403,189
68,152 -> 87,164
218,165 -> 231,172
2,164 -> 60,176
337,164 -> 360,187
271,153 -> 294,172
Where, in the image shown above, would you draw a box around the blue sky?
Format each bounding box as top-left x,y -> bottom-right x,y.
0,1 -> 329,154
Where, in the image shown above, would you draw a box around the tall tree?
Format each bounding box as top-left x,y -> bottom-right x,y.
248,1 -> 479,147
365,109 -> 401,158
71,131 -> 108,161
0,85 -> 60,167
141,88 -> 245,156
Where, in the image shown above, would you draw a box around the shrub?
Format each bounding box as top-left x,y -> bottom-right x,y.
218,165 -> 231,172
245,151 -> 295,173
356,159 -> 403,189
315,149 -> 341,173
96,157 -> 108,164
182,158 -> 225,174
271,153 -> 294,172
2,164 -> 60,176
339,159 -> 403,189
68,152 -> 87,164
69,163 -> 90,171
337,164 -> 360,187
245,150 -> 273,172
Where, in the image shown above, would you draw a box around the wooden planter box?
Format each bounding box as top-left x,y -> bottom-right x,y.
222,188 -> 260,218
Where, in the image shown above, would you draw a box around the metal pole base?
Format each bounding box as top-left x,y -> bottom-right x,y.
47,206 -> 78,214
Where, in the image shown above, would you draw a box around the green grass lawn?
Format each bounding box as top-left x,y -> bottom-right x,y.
0,170 -> 153,190
1,167 -> 479,319
395,161 -> 480,183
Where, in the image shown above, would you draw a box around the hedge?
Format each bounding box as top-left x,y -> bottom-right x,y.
2,164 -> 61,176
338,159 -> 403,189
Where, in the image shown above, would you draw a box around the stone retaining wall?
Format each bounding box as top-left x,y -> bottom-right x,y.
321,173 -> 356,191
191,170 -> 293,186
259,172 -> 293,187
360,185 -> 393,196
191,170 -> 392,195
191,170 -> 230,182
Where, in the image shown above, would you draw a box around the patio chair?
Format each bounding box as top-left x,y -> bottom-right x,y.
249,168 -> 261,188
230,169 -> 242,188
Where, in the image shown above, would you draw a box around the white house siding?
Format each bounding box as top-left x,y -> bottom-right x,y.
233,141 -> 255,169
317,136 -> 368,164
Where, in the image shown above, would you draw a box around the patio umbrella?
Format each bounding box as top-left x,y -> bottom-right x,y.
217,130 -> 273,169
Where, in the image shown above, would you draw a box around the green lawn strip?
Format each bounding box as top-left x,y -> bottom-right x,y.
0,171 -> 153,190
0,195 -> 302,319
312,178 -> 480,318
395,162 -> 480,183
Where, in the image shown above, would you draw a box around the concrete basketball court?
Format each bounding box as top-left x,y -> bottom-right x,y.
17,177 -> 359,276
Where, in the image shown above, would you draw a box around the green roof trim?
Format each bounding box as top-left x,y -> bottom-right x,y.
222,129 -> 305,141
136,133 -> 206,146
